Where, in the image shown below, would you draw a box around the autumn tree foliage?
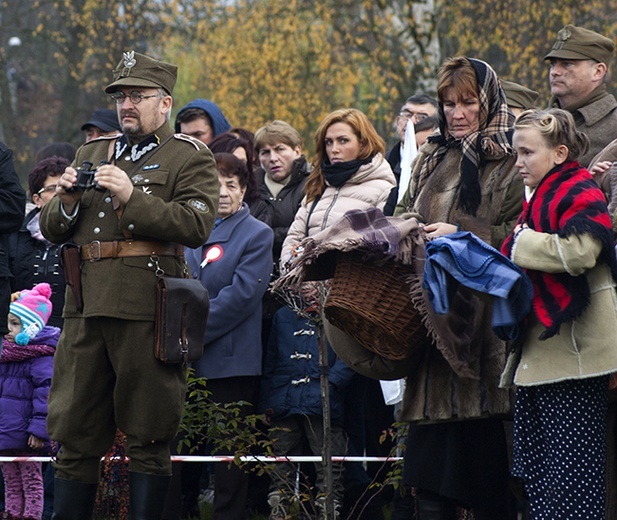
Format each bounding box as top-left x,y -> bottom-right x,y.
440,0 -> 617,106
2,0 -> 617,177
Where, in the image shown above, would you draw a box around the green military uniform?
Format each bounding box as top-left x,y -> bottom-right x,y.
545,25 -> 617,167
39,53 -> 219,485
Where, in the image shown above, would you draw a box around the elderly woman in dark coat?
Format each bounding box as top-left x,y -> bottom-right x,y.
185,153 -> 274,520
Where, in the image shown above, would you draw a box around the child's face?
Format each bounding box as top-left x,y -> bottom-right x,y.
6,313 -> 22,342
513,127 -> 567,190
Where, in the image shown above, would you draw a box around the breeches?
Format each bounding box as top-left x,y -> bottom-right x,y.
47,317 -> 187,482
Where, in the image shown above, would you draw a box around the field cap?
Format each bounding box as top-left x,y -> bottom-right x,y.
501,80 -> 540,110
544,25 -> 615,65
105,50 -> 177,95
81,109 -> 121,132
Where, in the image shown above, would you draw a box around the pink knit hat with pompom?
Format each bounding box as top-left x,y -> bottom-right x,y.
9,283 -> 53,346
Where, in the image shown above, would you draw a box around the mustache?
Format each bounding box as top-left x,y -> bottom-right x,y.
120,110 -> 139,119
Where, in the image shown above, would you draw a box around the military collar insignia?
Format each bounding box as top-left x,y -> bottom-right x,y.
122,51 -> 136,77
115,134 -> 161,162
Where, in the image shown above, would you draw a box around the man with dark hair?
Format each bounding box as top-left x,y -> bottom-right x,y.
40,50 -> 219,518
174,99 -> 231,145
384,94 -> 438,216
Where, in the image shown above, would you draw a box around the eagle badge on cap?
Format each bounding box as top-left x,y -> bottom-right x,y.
557,28 -> 572,41
553,28 -> 572,50
121,51 -> 136,76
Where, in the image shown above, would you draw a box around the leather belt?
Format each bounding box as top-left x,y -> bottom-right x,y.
80,240 -> 184,262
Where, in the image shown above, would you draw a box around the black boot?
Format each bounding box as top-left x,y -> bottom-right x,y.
415,498 -> 457,520
51,478 -> 97,519
129,471 -> 171,519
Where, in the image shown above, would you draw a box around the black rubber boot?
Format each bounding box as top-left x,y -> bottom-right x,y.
51,478 -> 97,519
129,471 -> 171,520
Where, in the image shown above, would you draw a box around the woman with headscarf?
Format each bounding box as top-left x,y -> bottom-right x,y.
328,57 -> 523,519
394,56 -> 524,519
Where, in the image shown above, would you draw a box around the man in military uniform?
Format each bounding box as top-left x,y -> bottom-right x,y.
545,24 -> 617,167
40,51 -> 219,519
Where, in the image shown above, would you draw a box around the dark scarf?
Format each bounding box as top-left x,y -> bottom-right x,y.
501,162 -> 617,339
418,58 -> 514,216
321,157 -> 372,188
1,339 -> 56,362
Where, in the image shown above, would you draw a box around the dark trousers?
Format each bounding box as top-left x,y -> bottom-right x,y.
180,376 -> 257,520
47,317 -> 186,482
269,414 -> 346,503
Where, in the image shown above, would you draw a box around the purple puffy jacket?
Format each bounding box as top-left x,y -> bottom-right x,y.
0,326 -> 59,451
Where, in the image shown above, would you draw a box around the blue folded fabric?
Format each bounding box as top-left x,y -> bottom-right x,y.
423,231 -> 533,340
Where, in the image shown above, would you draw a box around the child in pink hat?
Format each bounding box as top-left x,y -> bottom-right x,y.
1,283 -> 60,520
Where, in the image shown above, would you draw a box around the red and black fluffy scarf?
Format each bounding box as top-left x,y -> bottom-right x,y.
501,161 -> 617,339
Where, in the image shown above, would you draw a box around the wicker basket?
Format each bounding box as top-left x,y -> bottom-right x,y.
324,251 -> 428,361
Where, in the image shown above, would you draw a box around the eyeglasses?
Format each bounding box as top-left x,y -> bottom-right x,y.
37,184 -> 57,195
398,110 -> 430,122
110,91 -> 163,105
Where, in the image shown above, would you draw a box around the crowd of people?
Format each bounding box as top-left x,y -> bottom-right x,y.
0,21 -> 617,520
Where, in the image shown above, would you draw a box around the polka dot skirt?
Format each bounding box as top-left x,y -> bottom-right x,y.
512,376 -> 609,519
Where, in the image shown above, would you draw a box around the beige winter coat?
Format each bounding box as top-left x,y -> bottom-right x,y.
506,230 -> 617,386
280,153 -> 396,269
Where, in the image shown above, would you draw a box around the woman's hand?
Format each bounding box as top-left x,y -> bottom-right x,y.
422,222 -> 458,238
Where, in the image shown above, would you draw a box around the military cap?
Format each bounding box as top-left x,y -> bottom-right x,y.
544,25 -> 615,65
501,80 -> 540,110
104,51 -> 177,95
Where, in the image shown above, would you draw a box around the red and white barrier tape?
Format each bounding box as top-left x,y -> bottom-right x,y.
0,455 -> 401,463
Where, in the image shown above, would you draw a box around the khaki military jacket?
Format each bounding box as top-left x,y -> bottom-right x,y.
39,123 -> 219,321
555,86 -> 617,168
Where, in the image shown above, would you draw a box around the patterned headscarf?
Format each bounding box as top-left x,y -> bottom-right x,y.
420,58 -> 514,216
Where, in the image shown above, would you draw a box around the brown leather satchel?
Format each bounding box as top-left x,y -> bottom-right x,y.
154,277 -> 209,365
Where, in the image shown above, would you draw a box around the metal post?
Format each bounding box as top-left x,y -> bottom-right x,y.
317,319 -> 334,519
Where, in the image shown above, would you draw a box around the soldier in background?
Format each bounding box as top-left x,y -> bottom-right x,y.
545,24 -> 617,167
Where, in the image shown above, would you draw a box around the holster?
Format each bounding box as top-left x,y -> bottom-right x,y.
60,243 -> 84,313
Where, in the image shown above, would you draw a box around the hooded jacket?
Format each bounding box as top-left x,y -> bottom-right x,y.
0,326 -> 60,451
174,99 -> 231,138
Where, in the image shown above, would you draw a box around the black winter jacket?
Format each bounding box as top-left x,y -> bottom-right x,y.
0,142 -> 26,335
251,156 -> 310,272
8,208 -> 65,328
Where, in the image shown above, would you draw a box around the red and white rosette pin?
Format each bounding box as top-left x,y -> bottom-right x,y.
200,245 -> 223,268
